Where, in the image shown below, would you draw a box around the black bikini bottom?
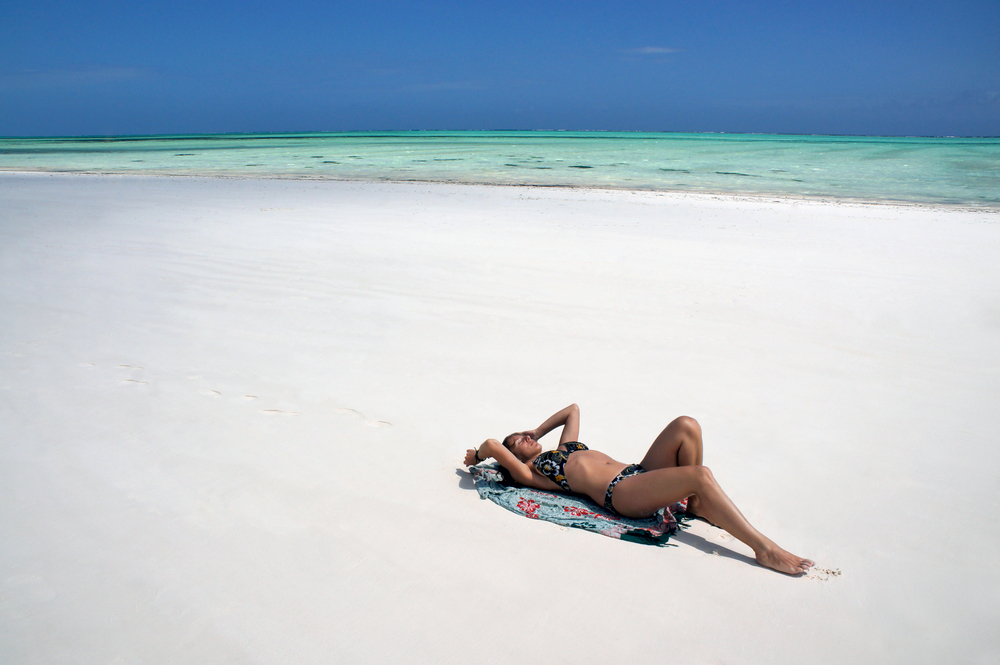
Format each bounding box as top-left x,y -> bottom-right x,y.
604,463 -> 645,514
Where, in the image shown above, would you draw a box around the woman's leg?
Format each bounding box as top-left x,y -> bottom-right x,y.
612,465 -> 814,575
639,416 -> 706,516
639,416 -> 703,470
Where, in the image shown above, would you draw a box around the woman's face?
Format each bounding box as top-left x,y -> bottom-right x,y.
506,433 -> 541,461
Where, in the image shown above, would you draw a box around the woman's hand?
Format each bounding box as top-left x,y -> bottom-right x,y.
465,439 -> 499,466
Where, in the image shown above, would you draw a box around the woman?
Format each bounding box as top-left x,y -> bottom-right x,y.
465,404 -> 814,575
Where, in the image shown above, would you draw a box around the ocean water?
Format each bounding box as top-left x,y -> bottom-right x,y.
1,131 -> 998,207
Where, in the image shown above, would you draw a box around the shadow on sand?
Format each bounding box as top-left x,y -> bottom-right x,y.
670,528 -> 758,567
455,467 -> 478,491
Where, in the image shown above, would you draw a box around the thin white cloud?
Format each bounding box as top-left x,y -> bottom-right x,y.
626,47 -> 682,55
0,66 -> 148,90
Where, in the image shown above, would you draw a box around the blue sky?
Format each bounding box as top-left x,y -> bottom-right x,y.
2,0 -> 998,137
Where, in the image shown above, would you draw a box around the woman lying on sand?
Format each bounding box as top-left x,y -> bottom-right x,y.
464,404 -> 813,575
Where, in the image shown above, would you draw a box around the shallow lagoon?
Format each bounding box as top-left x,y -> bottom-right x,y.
2,131 -> 998,206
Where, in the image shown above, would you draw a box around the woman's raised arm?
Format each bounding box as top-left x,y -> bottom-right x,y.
462,405 -> 580,486
531,403 -> 580,445
464,438 -> 537,486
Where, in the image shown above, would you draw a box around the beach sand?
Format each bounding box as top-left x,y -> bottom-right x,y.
1,173 -> 998,663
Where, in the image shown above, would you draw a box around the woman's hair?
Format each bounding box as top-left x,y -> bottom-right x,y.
495,433 -> 519,486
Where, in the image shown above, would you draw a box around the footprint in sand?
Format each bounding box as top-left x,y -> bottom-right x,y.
242,395 -> 258,400
807,567 -> 842,581
260,409 -> 299,416
334,407 -> 393,427
200,389 -> 222,397
117,364 -> 147,384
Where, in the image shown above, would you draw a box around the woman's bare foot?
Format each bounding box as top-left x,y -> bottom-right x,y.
755,546 -> 815,575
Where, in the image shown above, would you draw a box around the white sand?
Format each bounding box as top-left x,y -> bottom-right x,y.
1,173 -> 998,663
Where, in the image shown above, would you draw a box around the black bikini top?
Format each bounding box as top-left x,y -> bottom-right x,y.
532,442 -> 588,492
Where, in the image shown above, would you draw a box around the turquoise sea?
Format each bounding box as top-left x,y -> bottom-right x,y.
1,131 -> 998,207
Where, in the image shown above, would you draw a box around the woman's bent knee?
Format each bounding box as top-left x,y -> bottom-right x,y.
691,464 -> 715,485
672,415 -> 701,437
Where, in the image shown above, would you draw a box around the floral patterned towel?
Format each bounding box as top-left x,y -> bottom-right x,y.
469,463 -> 687,546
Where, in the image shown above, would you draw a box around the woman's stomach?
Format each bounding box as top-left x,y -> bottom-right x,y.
564,450 -> 628,503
